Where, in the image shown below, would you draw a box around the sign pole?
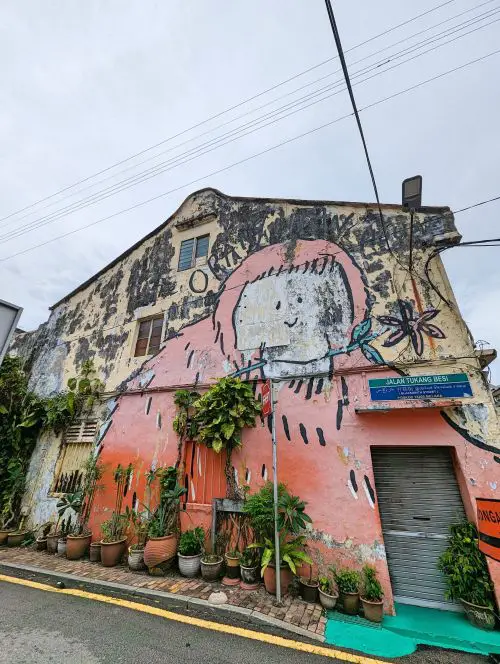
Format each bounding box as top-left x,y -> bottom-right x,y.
270,378 -> 281,604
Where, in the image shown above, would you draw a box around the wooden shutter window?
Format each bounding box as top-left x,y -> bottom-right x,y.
178,238 -> 195,270
53,420 -> 98,493
134,315 -> 164,357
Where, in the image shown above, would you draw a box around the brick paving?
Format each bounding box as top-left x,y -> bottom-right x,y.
0,546 -> 325,639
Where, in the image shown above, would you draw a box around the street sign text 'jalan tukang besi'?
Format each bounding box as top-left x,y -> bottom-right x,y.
369,373 -> 473,401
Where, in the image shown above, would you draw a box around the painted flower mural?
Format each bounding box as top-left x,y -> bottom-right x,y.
378,300 -> 445,356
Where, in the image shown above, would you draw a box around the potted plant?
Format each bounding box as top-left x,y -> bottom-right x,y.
319,574 -> 338,610
143,466 -> 186,575
100,463 -> 132,567
100,513 -> 129,566
7,529 -> 31,547
35,523 -> 51,551
0,520 -> 14,546
299,563 -> 319,603
89,541 -> 101,562
57,516 -> 74,555
67,454 -> 104,560
128,508 -> 149,571
335,568 -> 361,615
53,491 -> 83,559
438,520 -> 496,630
360,565 -> 384,623
239,546 -> 260,589
178,527 -> 205,577
201,552 -> 224,582
46,526 -> 59,554
251,534 -> 312,596
223,549 -> 241,586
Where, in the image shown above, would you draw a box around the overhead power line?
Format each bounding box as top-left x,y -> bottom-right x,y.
1,0 -> 493,235
1,46 -> 498,263
1,10 -> 498,246
0,0 -> 461,225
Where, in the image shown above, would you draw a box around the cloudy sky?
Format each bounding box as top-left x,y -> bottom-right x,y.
1,1 -> 499,379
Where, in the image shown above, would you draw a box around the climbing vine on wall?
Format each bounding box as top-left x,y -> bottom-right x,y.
174,377 -> 261,499
0,358 -> 103,529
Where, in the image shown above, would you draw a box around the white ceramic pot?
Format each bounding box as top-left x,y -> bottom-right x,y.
128,547 -> 146,571
178,553 -> 202,577
57,538 -> 67,556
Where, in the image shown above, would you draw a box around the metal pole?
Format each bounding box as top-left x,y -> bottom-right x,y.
408,208 -> 415,272
271,378 -> 281,604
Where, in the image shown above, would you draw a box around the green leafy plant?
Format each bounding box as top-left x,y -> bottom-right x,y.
71,453 -> 105,536
99,463 -> 133,543
240,546 -> 260,568
145,466 -> 186,538
335,568 -> 361,594
192,377 -> 261,497
178,527 -> 205,556
244,482 -> 311,541
54,491 -> 83,537
319,575 -> 336,594
250,534 -> 312,576
438,520 -> 495,608
361,565 -> 383,602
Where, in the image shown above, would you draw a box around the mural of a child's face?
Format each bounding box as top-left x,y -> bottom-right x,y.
234,259 -> 354,376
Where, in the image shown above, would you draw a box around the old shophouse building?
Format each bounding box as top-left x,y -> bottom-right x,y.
12,187 -> 500,613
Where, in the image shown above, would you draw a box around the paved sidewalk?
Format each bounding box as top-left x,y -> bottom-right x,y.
0,546 -> 326,640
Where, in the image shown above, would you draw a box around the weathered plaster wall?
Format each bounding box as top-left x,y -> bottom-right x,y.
14,188 -> 500,609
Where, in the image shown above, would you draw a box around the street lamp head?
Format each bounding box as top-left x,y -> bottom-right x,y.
402,175 -> 422,210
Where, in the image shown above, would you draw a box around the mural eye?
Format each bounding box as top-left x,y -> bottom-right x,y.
297,296 -> 303,304
276,301 -> 281,310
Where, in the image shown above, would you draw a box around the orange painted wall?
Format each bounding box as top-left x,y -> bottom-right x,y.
89,240 -> 500,613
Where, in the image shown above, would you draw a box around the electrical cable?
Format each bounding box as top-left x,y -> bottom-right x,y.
1,47 -> 499,263
3,11 -> 498,246
1,0 -> 493,234
0,0 -> 461,225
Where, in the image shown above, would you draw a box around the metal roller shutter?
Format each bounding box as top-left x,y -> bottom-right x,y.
372,447 -> 466,610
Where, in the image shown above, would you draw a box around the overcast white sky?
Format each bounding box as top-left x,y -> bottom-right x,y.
1,1 -> 499,380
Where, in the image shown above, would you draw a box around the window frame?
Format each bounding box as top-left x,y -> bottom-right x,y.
50,419 -> 98,495
133,314 -> 164,358
178,234 -> 210,271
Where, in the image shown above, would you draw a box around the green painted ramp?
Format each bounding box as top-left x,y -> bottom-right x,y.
325,603 -> 500,658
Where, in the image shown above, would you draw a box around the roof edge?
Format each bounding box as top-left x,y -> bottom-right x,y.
50,187 -> 452,310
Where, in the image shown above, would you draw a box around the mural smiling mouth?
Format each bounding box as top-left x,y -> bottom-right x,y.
284,317 -> 298,328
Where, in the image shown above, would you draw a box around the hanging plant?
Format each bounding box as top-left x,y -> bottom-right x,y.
191,377 -> 261,498
172,389 -> 200,466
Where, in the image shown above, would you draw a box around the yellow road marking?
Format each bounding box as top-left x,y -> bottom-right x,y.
0,573 -> 386,664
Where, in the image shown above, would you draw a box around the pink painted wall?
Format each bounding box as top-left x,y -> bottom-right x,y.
90,240 -> 500,612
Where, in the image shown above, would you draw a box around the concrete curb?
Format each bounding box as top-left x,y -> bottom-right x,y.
0,561 -> 325,644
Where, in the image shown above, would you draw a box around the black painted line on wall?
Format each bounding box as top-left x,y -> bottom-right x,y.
364,475 -> 375,504
299,423 -> 308,444
282,415 -> 291,441
336,400 -> 343,430
294,380 -> 304,394
288,380 -> 295,389
316,427 -> 326,447
305,378 -> 314,400
187,350 -> 194,368
350,470 -> 358,493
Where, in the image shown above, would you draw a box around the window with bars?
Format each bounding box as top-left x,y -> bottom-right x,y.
52,420 -> 98,494
178,235 -> 210,271
134,315 -> 164,357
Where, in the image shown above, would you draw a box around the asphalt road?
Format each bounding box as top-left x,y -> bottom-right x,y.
0,581 -> 489,664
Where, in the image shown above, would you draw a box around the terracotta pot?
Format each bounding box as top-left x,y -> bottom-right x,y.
66,534 -> 91,560
35,537 -> 47,551
128,547 -> 145,571
263,565 -> 293,596
7,532 -> 29,547
319,588 -> 338,611
57,538 -> 67,556
341,591 -> 360,615
299,577 -> 319,603
144,534 -> 177,570
461,598 -> 496,631
0,530 -> 12,546
89,542 -> 101,562
201,556 -> 223,582
361,597 -> 384,623
178,553 -> 202,577
100,539 -> 126,567
47,534 -> 59,554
